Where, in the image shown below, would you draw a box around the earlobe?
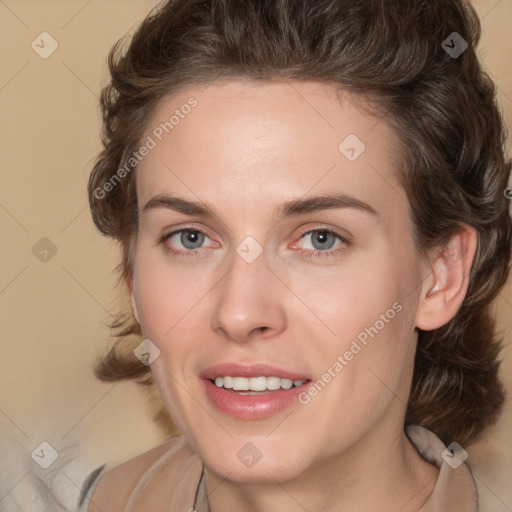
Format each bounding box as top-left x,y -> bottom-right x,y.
128,277 -> 140,324
415,225 -> 478,331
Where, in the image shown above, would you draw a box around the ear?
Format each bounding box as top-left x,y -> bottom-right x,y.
128,276 -> 140,324
415,224 -> 478,331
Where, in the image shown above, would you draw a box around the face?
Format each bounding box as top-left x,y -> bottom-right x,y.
130,80 -> 426,483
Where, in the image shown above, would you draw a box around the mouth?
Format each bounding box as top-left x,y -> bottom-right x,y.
200,363 -> 312,419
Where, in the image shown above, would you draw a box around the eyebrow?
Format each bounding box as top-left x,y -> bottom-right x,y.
141,193 -> 378,221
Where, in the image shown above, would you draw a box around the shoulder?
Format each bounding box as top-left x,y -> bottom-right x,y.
83,436 -> 196,512
406,425 -> 478,512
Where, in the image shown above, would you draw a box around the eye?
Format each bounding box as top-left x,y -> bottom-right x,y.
291,227 -> 349,259
160,227 -> 218,257
301,229 -> 340,251
160,225 -> 350,260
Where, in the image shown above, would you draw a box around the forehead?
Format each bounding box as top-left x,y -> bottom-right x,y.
135,79 -> 406,223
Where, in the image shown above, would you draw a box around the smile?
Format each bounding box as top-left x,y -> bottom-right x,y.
201,363 -> 312,420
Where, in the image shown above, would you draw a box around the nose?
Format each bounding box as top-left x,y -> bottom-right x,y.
210,245 -> 287,343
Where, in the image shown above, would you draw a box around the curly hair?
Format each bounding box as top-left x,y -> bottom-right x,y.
88,0 -> 512,446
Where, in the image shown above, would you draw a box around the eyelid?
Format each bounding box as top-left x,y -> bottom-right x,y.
161,222 -> 213,236
161,224 -> 219,247
291,223 -> 352,245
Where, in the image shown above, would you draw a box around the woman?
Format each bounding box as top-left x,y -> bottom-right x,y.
79,0 -> 511,510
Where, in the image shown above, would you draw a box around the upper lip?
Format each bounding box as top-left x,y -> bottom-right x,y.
201,363 -> 311,381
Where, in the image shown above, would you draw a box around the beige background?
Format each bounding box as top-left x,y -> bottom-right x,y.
0,0 -> 511,510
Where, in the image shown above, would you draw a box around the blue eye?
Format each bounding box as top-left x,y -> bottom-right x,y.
171,229 -> 206,250
293,228 -> 349,260
301,230 -> 340,251
161,228 -> 214,257
160,226 -> 349,259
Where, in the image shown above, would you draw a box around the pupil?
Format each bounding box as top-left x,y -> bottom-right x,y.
314,230 -> 334,250
182,230 -> 203,249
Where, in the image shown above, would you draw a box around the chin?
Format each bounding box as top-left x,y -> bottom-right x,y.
206,458 -> 308,485
198,436 -> 314,484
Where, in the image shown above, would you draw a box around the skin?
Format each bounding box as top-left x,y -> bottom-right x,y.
122,79 -> 476,512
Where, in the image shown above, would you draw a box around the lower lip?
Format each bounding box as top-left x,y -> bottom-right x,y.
202,379 -> 309,420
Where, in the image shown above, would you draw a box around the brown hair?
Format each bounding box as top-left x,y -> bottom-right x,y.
88,0 -> 511,445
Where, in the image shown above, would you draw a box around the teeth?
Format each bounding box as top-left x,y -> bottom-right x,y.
249,377 -> 267,392
266,376 -> 281,390
213,376 -> 306,391
233,377 -> 249,390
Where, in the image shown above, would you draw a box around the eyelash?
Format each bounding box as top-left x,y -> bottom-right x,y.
159,225 -> 350,260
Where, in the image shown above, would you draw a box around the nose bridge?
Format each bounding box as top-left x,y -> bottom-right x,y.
210,239 -> 286,342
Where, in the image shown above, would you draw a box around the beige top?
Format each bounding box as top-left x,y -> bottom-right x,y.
77,425 -> 478,512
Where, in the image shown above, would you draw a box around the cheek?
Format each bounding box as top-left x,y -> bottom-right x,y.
133,249 -> 208,340
311,258 -> 403,340
307,248 -> 419,396
133,254 -> 203,425
134,271 -> 172,339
